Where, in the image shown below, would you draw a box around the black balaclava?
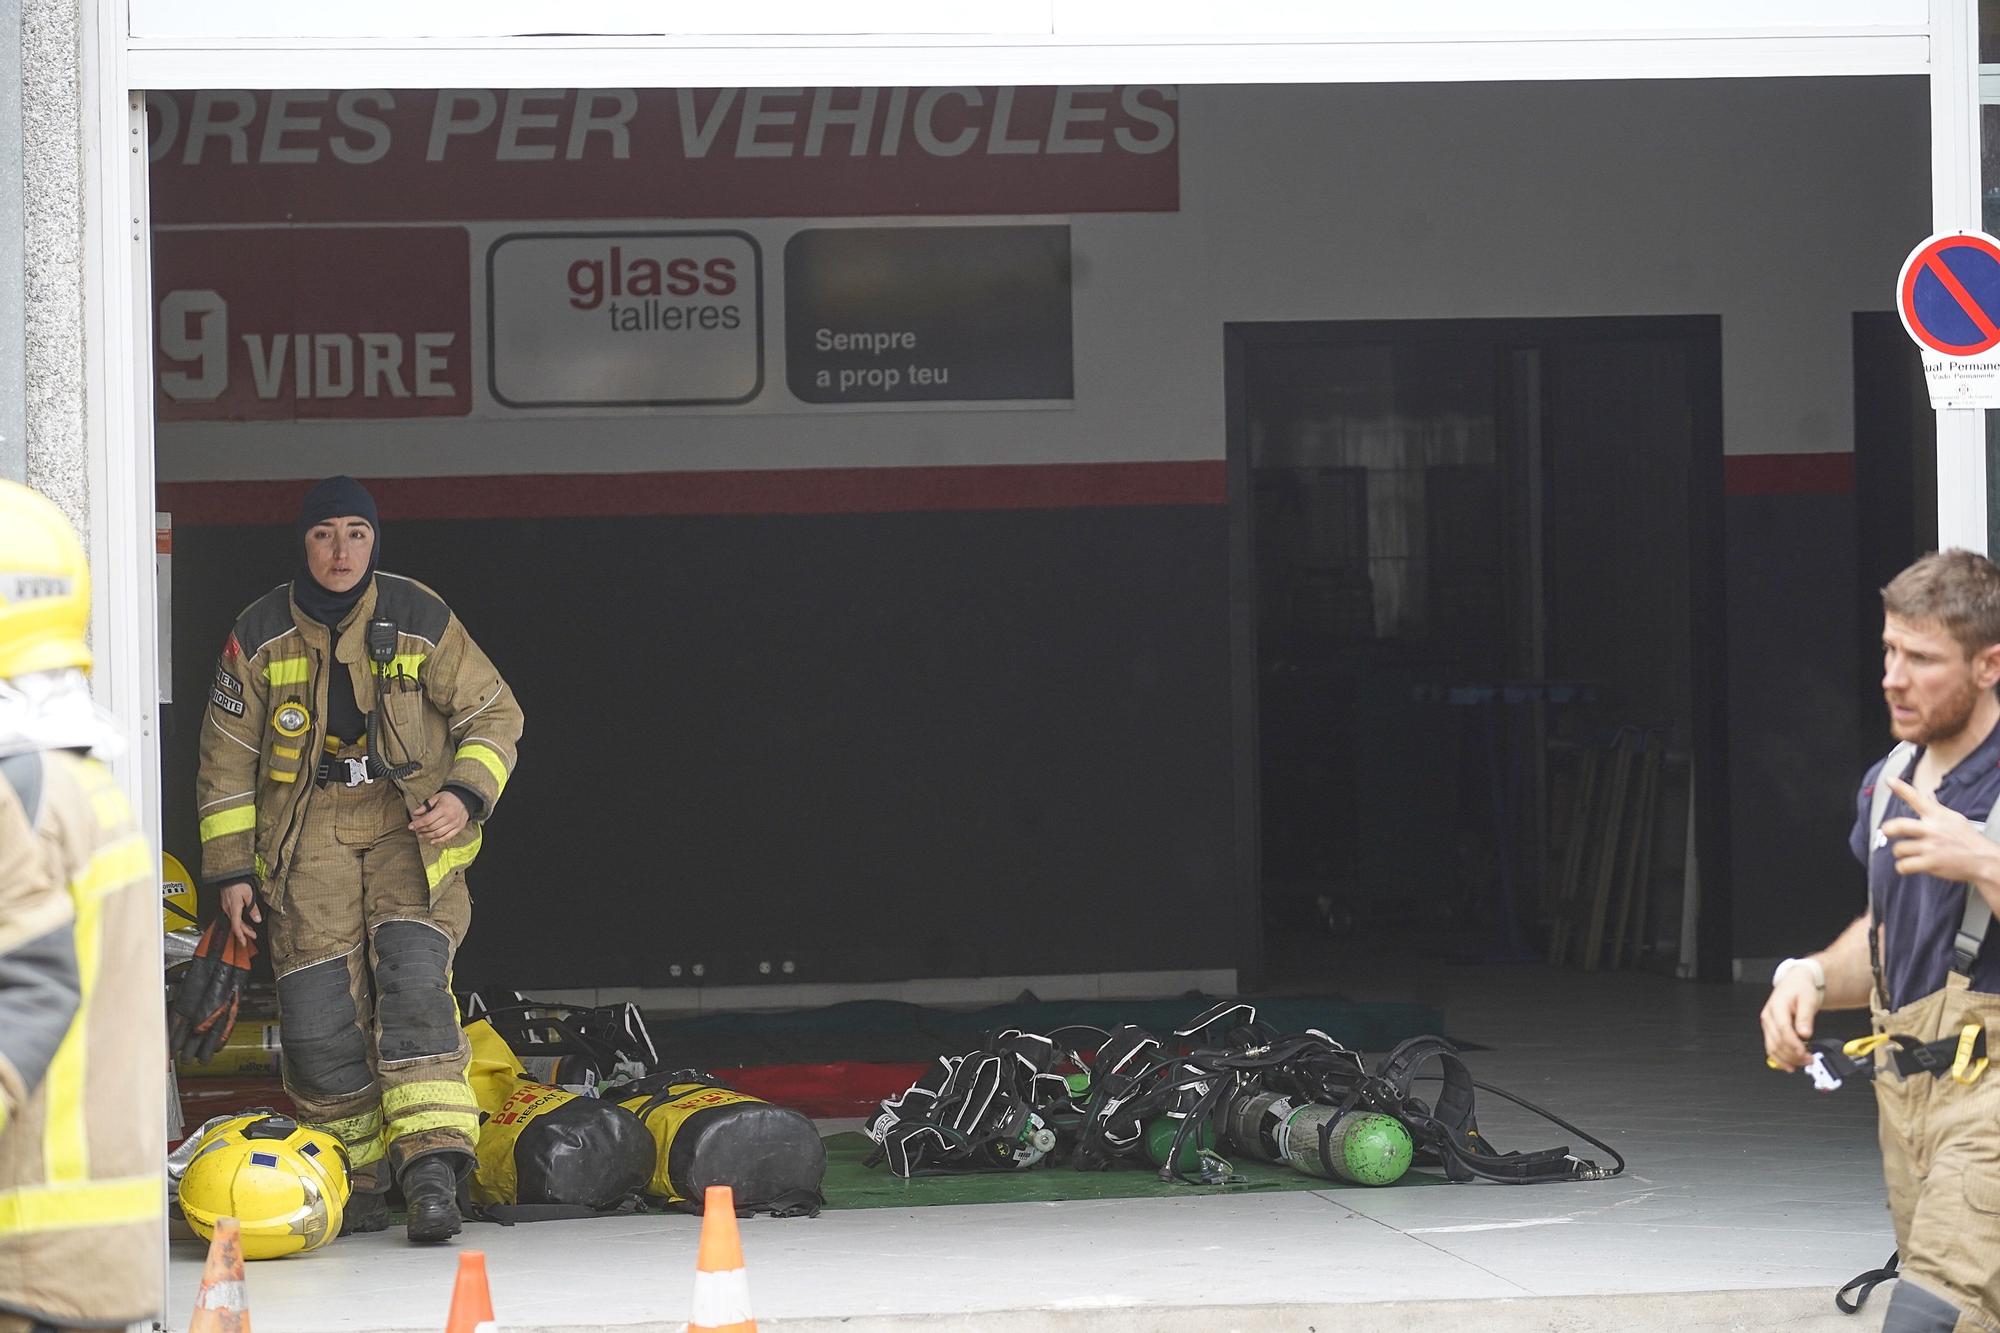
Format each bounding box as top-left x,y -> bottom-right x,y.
292,475 -> 380,629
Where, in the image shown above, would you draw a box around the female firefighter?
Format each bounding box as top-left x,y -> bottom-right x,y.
178,476 -> 523,1243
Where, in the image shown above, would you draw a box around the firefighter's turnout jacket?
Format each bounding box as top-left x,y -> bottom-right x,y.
195,573 -> 522,1181
0,749 -> 164,1328
196,573 -> 521,899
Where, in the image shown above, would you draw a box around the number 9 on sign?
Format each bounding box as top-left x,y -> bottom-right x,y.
159,289 -> 227,402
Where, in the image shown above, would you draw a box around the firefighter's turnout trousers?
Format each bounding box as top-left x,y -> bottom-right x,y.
269,750 -> 477,1193
1873,974 -> 2000,1332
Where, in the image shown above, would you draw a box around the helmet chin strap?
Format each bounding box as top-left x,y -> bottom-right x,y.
0,668 -> 125,761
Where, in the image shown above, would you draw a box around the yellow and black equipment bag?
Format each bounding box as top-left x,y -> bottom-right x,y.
466,1019 -> 655,1218
617,1072 -> 826,1217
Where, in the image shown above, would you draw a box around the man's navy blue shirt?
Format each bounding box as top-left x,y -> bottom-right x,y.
1850,723 -> 2000,1004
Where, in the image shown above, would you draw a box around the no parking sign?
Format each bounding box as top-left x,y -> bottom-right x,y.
1898,230 -> 2000,407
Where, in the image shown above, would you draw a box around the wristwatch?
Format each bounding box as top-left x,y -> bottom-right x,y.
1771,956 -> 1826,991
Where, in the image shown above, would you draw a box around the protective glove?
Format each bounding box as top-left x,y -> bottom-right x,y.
167,916 -> 258,1063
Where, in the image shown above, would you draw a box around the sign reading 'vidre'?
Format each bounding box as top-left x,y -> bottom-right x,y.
145,87 -> 1181,223
153,227 -> 472,420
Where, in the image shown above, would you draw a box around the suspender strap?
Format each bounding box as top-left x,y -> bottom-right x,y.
1867,743 -> 1917,1010
1954,886 -> 1994,979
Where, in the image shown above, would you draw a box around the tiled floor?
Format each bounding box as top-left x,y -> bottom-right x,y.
165,958 -> 1897,1330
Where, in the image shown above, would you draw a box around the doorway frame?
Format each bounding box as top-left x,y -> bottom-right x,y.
1224,315 -> 1729,985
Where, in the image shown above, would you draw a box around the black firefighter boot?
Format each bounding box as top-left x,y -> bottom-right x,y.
340,1189 -> 390,1235
400,1155 -> 462,1243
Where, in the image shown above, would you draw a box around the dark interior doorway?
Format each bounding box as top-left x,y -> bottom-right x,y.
1226,318 -> 1727,985
1853,310 -> 1937,723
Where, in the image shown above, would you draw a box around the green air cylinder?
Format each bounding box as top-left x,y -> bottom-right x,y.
1143,1114 -> 1217,1172
1221,1089 -> 1295,1164
1279,1105 -> 1413,1186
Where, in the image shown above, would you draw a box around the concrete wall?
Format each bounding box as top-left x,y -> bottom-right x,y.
19,0 -> 85,538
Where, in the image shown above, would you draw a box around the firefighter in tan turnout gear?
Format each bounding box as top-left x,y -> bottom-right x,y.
1762,550 -> 2000,1332
188,476 -> 522,1243
0,480 -> 164,1330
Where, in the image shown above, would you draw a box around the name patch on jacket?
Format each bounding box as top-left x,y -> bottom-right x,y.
210,687 -> 245,716
213,668 -> 242,697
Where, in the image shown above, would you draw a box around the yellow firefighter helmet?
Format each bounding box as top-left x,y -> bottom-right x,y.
0,479 -> 91,680
162,851 -> 199,934
178,1113 -> 352,1259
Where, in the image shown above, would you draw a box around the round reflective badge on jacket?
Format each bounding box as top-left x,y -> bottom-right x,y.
273,701 -> 312,738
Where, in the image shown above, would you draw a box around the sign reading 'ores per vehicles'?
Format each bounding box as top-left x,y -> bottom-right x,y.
486,232 -> 765,408
1898,230 -> 2000,409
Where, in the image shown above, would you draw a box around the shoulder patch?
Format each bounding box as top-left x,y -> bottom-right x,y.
371,573 -> 451,645
233,584 -> 298,658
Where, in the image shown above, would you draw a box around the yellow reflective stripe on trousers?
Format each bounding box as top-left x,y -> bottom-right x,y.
382,1080 -> 478,1115
264,657 -> 310,687
0,1174 -> 159,1234
199,804 -> 256,842
425,829 -> 483,889
453,742 -> 510,795
383,1078 -> 480,1142
387,1110 -> 482,1140
316,1108 -> 387,1167
42,834 -> 151,1186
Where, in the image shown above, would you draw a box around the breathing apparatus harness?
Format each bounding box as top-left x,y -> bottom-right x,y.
865,1028 -> 1096,1176
1076,1004 -> 1624,1186
866,1002 -> 1625,1186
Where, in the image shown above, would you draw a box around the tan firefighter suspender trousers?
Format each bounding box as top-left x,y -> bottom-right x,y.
1866,743 -> 2000,1333
195,573 -> 523,1187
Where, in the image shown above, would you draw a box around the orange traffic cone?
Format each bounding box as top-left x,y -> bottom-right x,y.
686,1185 -> 756,1332
188,1216 -> 251,1332
444,1251 -> 498,1333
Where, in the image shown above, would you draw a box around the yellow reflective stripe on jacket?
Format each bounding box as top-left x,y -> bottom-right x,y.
0,1174 -> 159,1235
41,834 -> 149,1186
199,804 -> 256,843
263,657 -> 310,687
89,785 -> 131,829
425,830 -> 483,890
454,742 -> 510,794
380,652 -> 427,679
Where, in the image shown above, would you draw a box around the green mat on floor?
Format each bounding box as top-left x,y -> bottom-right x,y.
814,1131 -> 1447,1209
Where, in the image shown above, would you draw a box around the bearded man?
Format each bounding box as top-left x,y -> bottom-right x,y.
1760,548 -> 2000,1332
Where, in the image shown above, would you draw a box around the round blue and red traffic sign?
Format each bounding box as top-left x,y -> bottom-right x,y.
1899,231 -> 2000,357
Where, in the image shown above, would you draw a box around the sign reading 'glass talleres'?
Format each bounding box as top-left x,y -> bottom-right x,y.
785,227 -> 1073,404
487,232 -> 764,407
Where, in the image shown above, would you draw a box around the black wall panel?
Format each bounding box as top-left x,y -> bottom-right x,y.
1724,491 -> 1869,961
160,505 -> 1236,990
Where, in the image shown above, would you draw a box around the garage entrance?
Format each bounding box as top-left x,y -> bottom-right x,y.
1231,318 -> 1726,978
